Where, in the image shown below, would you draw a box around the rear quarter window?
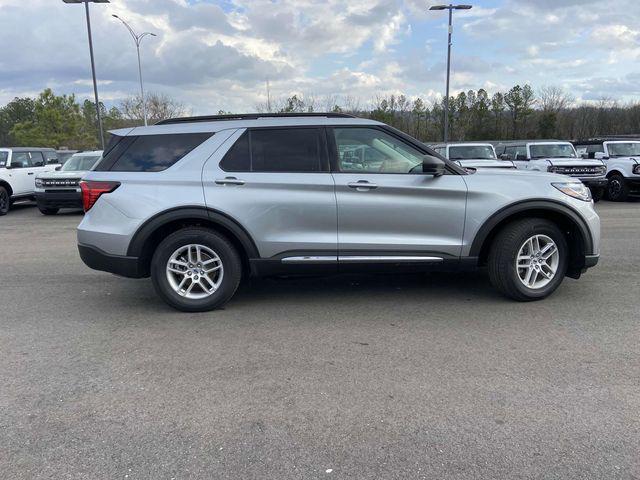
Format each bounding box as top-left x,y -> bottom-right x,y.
0,152 -> 7,167
96,133 -> 213,172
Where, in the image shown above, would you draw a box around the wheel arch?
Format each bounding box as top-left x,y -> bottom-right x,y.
0,180 -> 13,197
470,200 -> 594,277
606,169 -> 624,178
128,206 -> 259,277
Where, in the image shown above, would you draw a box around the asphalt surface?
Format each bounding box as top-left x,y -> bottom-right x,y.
1,201 -> 639,479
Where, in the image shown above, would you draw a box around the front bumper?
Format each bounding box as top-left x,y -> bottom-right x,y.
579,177 -> 608,189
35,191 -> 82,209
78,243 -> 145,278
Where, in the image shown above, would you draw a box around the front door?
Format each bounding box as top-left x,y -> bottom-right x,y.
329,126 -> 467,261
7,151 -> 34,195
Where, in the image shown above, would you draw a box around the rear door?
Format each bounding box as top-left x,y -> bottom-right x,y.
329,126 -> 467,260
203,127 -> 338,261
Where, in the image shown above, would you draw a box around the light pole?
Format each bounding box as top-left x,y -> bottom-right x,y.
63,0 -> 109,150
112,14 -> 156,126
429,3 -> 472,143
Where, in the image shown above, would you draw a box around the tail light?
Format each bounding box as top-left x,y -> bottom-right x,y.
80,180 -> 120,212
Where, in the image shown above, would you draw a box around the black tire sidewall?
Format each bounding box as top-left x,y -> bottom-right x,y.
38,207 -> 59,215
0,187 -> 9,215
506,222 -> 568,299
151,229 -> 242,312
606,174 -> 627,201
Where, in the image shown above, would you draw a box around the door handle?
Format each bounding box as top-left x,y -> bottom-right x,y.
215,177 -> 245,186
348,180 -> 377,190
27,172 -> 34,175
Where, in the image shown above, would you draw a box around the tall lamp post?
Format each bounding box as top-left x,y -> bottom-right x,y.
429,3 -> 472,143
112,15 -> 156,126
63,0 -> 109,150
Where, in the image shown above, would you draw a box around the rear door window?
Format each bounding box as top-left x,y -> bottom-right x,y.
96,133 -> 213,172
0,152 -> 7,168
29,151 -> 45,167
251,128 -> 322,172
220,128 -> 324,173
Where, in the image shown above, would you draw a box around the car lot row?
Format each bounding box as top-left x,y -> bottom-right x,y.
431,138 -> 640,202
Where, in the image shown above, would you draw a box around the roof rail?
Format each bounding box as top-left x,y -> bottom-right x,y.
155,112 -> 357,125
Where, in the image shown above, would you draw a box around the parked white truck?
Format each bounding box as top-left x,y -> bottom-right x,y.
495,140 -> 608,202
430,142 -> 516,170
573,139 -> 640,201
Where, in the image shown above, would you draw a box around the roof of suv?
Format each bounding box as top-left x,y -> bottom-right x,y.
110,113 -> 384,136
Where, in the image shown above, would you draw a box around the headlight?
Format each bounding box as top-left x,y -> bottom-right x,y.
547,166 -> 559,173
552,182 -> 592,202
597,166 -> 606,175
35,178 -> 43,188
633,164 -> 640,175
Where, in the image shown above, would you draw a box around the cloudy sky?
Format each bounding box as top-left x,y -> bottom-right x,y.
1,0 -> 639,113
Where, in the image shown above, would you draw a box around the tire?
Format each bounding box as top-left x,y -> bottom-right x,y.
606,173 -> 629,202
0,186 -> 9,216
38,206 -> 59,215
488,218 -> 568,301
590,187 -> 604,203
150,227 -> 242,312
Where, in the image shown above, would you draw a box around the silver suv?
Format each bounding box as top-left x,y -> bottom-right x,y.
77,114 -> 600,312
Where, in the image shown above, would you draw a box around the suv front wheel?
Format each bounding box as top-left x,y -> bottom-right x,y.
150,228 -> 242,312
488,218 -> 568,301
0,186 -> 9,216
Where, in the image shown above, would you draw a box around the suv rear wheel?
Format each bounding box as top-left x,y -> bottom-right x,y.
150,228 -> 242,312
488,218 -> 568,301
0,186 -> 9,216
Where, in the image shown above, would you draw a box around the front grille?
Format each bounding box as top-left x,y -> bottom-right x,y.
551,166 -> 605,176
41,178 -> 80,188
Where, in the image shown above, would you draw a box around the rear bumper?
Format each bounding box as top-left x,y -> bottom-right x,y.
35,191 -> 82,209
78,243 -> 145,278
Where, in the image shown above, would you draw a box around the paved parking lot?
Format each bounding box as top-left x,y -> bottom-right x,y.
1,201 -> 639,479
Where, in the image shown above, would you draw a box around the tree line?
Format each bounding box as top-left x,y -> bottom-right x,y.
2,85 -> 639,150
0,89 -> 188,150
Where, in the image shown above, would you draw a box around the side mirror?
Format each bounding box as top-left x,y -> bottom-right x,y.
594,152 -> 608,160
55,166 -> 62,171
516,154 -> 528,161
422,155 -> 445,177
498,153 -> 510,160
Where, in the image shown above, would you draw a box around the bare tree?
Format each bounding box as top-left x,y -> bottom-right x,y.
538,86 -> 574,113
120,92 -> 189,123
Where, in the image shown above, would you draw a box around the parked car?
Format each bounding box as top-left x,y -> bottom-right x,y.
495,140 -> 608,202
573,139 -> 640,201
34,150 -> 103,215
56,150 -> 79,166
430,142 -> 516,170
0,147 -> 61,215
77,113 -> 600,312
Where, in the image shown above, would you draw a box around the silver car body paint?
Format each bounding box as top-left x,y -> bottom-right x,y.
78,117 -> 600,265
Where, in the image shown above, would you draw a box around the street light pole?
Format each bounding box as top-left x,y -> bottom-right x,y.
63,0 -> 109,150
429,3 -> 472,143
112,15 -> 156,126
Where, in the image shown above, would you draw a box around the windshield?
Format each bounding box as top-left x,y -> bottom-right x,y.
529,143 -> 577,159
449,145 -> 496,160
61,155 -> 101,172
0,151 -> 7,168
57,152 -> 76,164
607,142 -> 640,157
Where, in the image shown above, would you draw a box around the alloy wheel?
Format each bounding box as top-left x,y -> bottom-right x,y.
165,244 -> 224,300
515,234 -> 560,289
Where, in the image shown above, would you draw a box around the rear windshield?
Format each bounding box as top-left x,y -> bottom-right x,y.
62,154 -> 102,172
95,133 -> 213,172
449,145 -> 496,160
0,151 -> 7,168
